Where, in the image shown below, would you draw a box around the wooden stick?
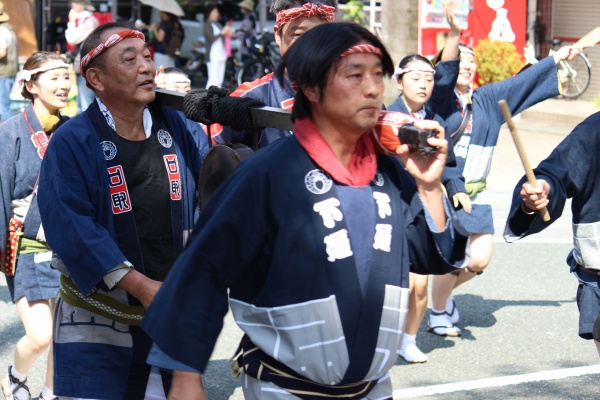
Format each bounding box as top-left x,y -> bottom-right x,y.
498,100 -> 550,222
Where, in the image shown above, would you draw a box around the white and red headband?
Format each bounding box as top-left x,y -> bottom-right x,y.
392,66 -> 436,80
275,3 -> 336,28
290,44 -> 383,91
18,62 -> 70,85
80,29 -> 145,76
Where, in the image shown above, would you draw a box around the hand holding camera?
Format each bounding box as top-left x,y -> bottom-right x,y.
370,111 -> 447,189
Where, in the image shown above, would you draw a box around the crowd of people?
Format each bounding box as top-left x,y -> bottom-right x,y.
0,0 -> 597,399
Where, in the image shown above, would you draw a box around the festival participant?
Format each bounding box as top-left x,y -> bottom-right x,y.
504,112 -> 600,354
0,51 -> 70,400
504,112 -> 600,357
427,5 -> 582,337
211,0 -> 338,148
36,22 -> 202,399
156,66 -> 210,160
387,52 -> 470,362
142,22 -> 469,399
161,66 -> 191,93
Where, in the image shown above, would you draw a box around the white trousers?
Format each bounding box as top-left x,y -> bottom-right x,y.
205,60 -> 226,88
61,366 -> 166,400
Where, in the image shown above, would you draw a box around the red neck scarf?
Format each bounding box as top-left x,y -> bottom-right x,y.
293,118 -> 377,187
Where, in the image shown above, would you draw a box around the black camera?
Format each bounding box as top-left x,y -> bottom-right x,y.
397,122 -> 438,154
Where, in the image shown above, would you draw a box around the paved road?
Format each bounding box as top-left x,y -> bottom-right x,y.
2,118 -> 598,399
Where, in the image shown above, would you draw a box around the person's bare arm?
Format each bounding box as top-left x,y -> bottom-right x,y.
440,1 -> 461,61
116,269 -> 161,309
168,371 -> 207,400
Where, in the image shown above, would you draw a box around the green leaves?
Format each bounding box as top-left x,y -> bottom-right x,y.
474,38 -> 524,87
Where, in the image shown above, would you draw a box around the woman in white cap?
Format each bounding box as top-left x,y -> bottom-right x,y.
0,51 -> 71,400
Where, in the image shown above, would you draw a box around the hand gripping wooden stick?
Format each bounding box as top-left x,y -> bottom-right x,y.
498,100 -> 551,222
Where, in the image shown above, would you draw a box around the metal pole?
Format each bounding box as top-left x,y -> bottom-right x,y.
259,0 -> 267,32
369,0 -> 375,32
42,0 -> 50,51
111,0 -> 118,23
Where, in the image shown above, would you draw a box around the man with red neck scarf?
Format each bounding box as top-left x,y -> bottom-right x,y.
143,22 -> 469,400
210,0 -> 337,148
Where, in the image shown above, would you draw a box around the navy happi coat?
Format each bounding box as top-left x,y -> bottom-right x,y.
143,134 -> 469,390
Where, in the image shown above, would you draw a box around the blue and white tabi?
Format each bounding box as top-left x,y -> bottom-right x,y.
37,100 -> 202,399
431,56 -> 560,233
142,133 -> 470,398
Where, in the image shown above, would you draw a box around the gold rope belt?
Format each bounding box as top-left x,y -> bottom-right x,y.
58,274 -> 145,326
18,237 -> 51,254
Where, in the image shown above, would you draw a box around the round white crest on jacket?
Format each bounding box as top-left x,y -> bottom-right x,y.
101,141 -> 117,160
157,129 -> 173,148
305,169 -> 333,194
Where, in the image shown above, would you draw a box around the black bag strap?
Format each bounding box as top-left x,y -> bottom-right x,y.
451,105 -> 471,146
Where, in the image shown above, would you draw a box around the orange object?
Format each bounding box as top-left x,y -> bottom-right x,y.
370,110 -> 415,155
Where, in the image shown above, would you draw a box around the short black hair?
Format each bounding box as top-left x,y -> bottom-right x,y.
275,22 -> 394,120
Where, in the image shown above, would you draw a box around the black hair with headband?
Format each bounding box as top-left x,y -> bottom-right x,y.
275,22 -> 394,120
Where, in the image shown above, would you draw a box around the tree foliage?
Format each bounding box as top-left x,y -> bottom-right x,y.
474,38 -> 524,87
342,0 -> 367,26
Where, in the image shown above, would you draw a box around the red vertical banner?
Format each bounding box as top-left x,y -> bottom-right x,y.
419,0 -> 526,57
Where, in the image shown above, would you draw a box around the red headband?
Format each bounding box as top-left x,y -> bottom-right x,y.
275,3 -> 336,28
80,30 -> 146,76
340,44 -> 382,58
290,44 -> 383,91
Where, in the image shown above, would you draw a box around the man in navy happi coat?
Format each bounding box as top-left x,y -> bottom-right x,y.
142,22 -> 469,400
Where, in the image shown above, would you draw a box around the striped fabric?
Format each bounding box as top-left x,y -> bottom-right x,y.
340,44 -> 382,58
275,3 -> 336,28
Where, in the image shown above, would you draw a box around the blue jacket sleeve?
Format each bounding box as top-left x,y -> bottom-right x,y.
474,56 -> 559,125
504,112 -> 600,241
0,119 -> 19,257
429,58 -> 460,117
435,113 -> 467,199
382,157 -> 470,275
37,118 -> 129,295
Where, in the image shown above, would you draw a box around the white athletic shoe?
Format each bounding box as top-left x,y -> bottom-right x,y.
427,311 -> 461,337
399,343 -> 428,363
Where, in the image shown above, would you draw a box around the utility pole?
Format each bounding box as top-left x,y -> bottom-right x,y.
380,0 -> 419,105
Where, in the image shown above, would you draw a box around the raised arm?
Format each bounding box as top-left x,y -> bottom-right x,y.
440,1 -> 461,61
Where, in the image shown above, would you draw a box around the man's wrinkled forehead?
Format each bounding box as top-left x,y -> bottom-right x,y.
282,14 -> 326,34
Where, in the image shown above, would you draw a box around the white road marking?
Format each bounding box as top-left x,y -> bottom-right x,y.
393,364 -> 600,398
